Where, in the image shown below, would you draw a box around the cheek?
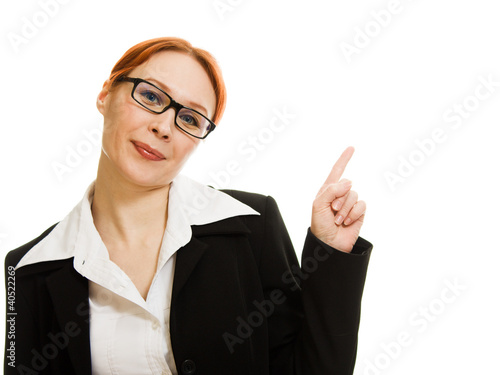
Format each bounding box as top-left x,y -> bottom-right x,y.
101,104 -> 140,148
101,117 -> 124,155
174,137 -> 199,162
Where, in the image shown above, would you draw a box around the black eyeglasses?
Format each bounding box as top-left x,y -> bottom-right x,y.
117,76 -> 216,139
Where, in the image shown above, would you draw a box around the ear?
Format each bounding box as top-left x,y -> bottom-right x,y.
96,79 -> 112,115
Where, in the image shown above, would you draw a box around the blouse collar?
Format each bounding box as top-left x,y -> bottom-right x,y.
15,174 -> 260,271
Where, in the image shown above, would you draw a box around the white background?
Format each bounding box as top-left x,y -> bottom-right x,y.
1,0 -> 499,373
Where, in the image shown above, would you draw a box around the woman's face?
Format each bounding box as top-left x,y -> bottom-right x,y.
96,50 -> 216,188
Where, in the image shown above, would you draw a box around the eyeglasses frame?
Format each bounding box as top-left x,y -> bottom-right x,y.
116,76 -> 216,139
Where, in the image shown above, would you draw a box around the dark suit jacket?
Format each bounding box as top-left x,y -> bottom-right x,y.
4,189 -> 372,375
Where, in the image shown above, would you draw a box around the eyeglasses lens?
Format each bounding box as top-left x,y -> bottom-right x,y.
133,81 -> 212,138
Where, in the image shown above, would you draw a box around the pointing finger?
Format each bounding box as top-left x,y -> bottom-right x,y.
323,146 -> 355,185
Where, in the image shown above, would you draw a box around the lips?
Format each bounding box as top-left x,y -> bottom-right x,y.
132,141 -> 166,160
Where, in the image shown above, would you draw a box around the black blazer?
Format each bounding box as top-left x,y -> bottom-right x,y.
4,189 -> 372,375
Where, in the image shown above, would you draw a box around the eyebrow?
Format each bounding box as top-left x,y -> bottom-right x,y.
145,77 -> 210,116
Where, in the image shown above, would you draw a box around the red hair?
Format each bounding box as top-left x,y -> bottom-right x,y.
108,37 -> 226,125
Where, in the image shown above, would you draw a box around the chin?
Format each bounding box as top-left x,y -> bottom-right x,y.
114,162 -> 172,188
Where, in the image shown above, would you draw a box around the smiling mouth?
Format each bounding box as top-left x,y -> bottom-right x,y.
132,141 -> 166,161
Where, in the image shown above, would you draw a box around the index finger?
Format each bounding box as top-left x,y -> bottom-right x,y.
323,146 -> 355,185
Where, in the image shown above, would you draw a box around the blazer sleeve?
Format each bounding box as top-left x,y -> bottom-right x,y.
259,195 -> 372,375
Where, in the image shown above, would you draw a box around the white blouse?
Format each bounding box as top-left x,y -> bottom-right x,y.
14,174 -> 260,374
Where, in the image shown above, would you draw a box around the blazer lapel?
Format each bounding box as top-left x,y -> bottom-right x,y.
171,216 -> 252,303
46,260 -> 91,375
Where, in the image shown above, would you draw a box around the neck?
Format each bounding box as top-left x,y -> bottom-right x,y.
91,153 -> 171,249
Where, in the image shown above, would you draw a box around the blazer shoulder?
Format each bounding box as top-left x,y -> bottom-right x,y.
219,188 -> 270,215
4,222 -> 60,269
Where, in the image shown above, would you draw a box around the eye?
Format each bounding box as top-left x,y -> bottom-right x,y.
178,113 -> 201,128
139,90 -> 163,106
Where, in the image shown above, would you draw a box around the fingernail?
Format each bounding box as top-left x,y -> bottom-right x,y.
333,201 -> 342,210
344,217 -> 352,225
335,215 -> 344,225
343,180 -> 352,187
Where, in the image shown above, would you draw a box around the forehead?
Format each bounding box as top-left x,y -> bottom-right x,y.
130,50 -> 216,117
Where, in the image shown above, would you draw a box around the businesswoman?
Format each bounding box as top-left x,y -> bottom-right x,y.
4,37 -> 373,375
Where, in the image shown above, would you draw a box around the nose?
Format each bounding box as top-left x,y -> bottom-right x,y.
149,108 -> 176,140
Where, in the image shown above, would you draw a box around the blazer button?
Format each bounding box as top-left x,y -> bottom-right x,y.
181,359 -> 196,374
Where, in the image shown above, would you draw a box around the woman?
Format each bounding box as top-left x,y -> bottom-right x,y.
4,37 -> 373,375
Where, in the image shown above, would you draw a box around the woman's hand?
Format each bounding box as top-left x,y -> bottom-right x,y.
311,146 -> 366,253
